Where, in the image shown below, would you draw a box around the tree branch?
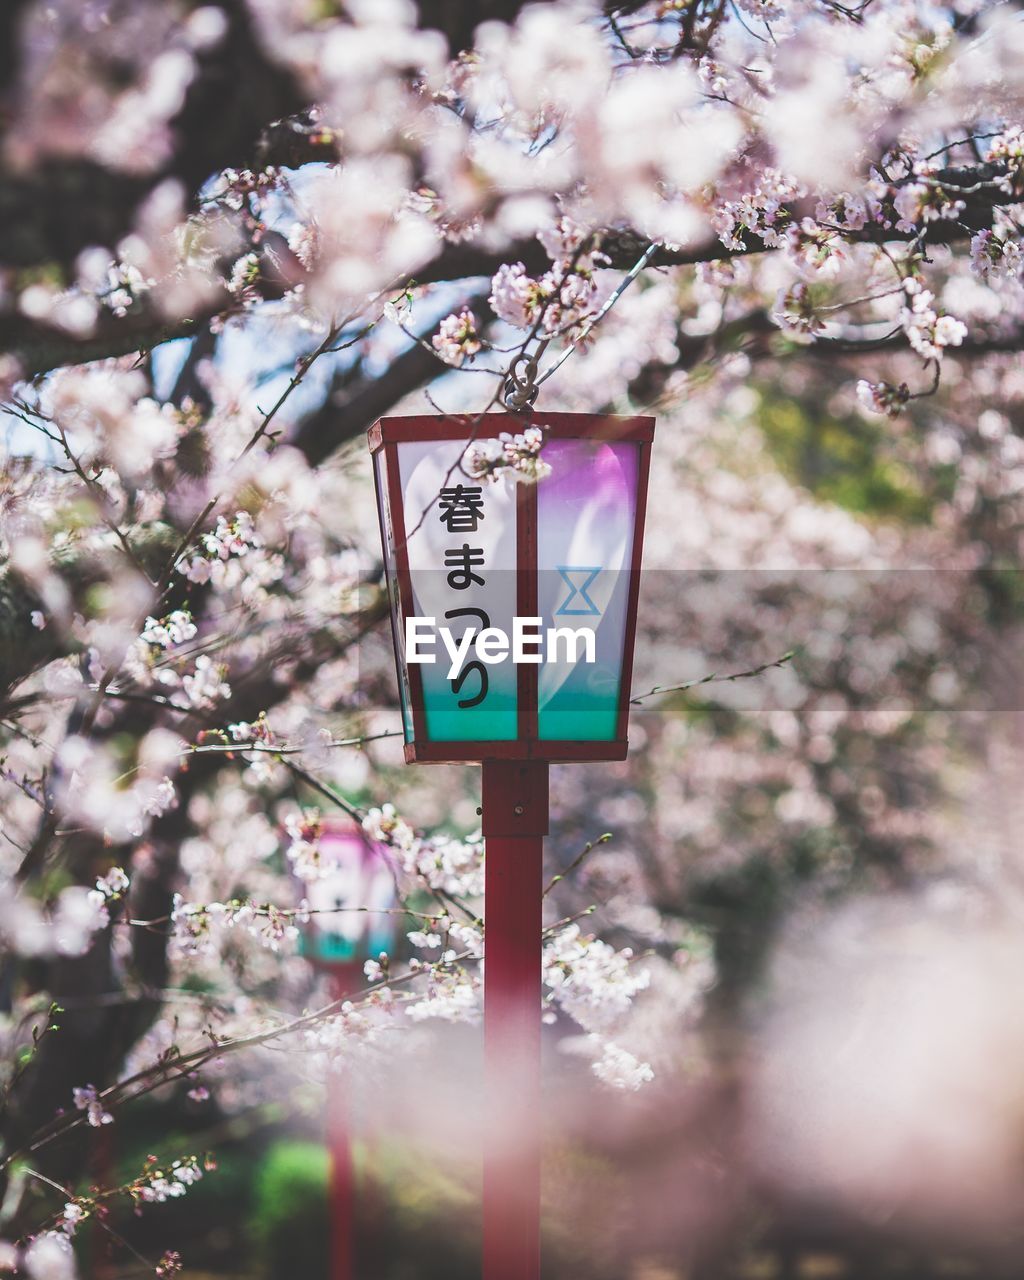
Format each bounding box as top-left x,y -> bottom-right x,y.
9,158 -> 1020,378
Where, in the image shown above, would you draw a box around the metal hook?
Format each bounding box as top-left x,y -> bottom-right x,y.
502,340 -> 548,411
498,241 -> 658,412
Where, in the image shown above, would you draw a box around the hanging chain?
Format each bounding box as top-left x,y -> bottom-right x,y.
501,241 -> 659,412
502,338 -> 550,411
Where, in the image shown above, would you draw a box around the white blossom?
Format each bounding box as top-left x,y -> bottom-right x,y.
431,308 -> 481,366
181,655 -> 231,709
135,1156 -> 204,1203
588,1037 -> 655,1091
60,1205 -> 86,1237
284,809 -> 324,881
141,610 -> 197,650
466,427 -> 551,485
542,923 -> 650,1035
899,278 -> 967,361
407,929 -> 443,950
970,228 -> 1023,281
23,1232 -> 76,1280
72,1084 -> 113,1128
857,379 -> 911,418
405,969 -> 480,1023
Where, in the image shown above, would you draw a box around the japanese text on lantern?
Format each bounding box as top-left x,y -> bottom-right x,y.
439,483 -> 490,710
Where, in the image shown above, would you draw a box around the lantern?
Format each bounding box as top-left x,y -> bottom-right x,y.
368,412 -> 655,763
368,410 -> 655,1280
298,818 -> 397,971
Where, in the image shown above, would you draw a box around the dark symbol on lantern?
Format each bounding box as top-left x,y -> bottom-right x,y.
452,661 -> 488,708
444,606 -> 491,708
555,566 -> 602,616
444,544 -> 486,590
439,485 -> 486,533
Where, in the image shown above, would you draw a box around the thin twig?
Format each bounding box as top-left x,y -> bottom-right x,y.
630,650 -> 796,704
543,833 -> 613,897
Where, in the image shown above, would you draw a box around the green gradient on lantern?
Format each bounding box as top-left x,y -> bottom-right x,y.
301,917 -> 393,962
300,931 -> 357,964
420,660 -> 518,741
534,660 -> 622,741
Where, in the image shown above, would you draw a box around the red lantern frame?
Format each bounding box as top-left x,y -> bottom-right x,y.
367,411 -> 655,765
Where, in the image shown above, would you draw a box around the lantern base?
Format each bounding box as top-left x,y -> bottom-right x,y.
403,739 -> 628,764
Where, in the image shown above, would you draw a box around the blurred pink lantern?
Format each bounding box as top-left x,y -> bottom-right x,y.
293,817 -> 398,1280
298,817 -> 397,971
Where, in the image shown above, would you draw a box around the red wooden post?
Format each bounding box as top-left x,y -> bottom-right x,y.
329,970 -> 358,1280
481,759 -> 549,1280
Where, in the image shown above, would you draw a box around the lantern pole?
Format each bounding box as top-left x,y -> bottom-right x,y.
481,758 -> 549,1280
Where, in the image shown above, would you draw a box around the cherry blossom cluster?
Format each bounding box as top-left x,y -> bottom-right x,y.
170,895 -> 300,958
465,426 -> 551,485
900,278 -> 968,362
226,712 -> 275,745
72,1082 -> 114,1128
970,228 -> 1024,281
588,1038 -> 656,1092
404,966 -> 480,1024
121,619 -> 232,710
9,1153 -> 211,1280
363,804 -> 485,898
140,610 -> 198,651
283,808 -> 326,881
87,866 -> 131,923
130,1154 -> 206,1205
175,511 -> 265,586
7,1232 -> 77,1280
489,219 -> 611,346
431,309 -> 482,366
988,127 -> 1024,196
715,170 -> 803,253
542,923 -> 651,1033
1,886 -> 109,959
55,734 -> 179,842
301,992 -> 400,1074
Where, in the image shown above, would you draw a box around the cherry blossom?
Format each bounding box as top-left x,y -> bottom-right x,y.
22,1233 -> 76,1280
900,278 -> 968,361
4,0 -> 1024,1268
588,1038 -> 655,1092
431,308 -> 482,366
72,1084 -> 113,1128
466,427 -> 551,484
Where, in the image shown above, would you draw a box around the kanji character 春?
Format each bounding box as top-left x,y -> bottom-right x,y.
438,484 -> 486,533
